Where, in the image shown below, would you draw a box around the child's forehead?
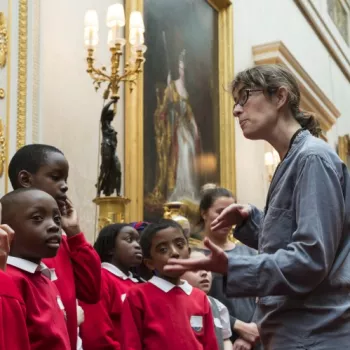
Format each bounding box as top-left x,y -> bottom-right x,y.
40,152 -> 69,171
119,226 -> 139,236
152,227 -> 185,245
6,191 -> 58,212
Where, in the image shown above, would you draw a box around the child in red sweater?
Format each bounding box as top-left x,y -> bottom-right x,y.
81,223 -> 142,350
2,188 -> 70,349
121,219 -> 219,350
0,213 -> 30,350
8,144 -> 101,349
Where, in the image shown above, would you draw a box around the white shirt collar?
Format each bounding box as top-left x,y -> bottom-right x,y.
149,276 -> 193,295
101,262 -> 139,283
7,256 -> 57,281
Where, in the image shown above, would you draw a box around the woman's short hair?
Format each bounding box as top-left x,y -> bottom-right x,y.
231,64 -> 322,137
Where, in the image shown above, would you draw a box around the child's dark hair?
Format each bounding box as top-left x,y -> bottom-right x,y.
93,223 -> 130,263
199,186 -> 234,226
8,144 -> 64,189
140,219 -> 185,259
1,188 -> 41,222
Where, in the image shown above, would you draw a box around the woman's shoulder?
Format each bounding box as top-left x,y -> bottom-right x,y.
301,134 -> 340,164
299,135 -> 344,177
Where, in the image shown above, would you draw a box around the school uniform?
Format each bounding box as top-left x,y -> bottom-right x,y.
121,276 -> 219,350
81,263 -> 140,350
43,232 -> 101,349
0,269 -> 30,350
7,256 -> 70,350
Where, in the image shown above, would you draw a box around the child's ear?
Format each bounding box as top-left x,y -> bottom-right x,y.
143,258 -> 155,272
17,170 -> 33,188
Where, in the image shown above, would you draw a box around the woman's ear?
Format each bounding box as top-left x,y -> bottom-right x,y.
275,86 -> 289,110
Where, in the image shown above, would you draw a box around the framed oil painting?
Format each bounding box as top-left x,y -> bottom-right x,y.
124,0 -> 235,221
143,0 -> 220,221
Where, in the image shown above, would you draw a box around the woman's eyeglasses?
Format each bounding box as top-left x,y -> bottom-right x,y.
233,89 -> 263,109
233,88 -> 277,110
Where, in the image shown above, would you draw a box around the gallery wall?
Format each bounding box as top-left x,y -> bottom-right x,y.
40,0 -> 126,241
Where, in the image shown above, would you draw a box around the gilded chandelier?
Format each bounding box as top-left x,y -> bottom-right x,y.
84,4 -> 146,101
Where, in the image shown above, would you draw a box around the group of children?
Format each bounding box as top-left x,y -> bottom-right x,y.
80,219 -> 233,350
0,143 -> 235,350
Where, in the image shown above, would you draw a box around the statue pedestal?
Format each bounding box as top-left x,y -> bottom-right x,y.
93,196 -> 130,231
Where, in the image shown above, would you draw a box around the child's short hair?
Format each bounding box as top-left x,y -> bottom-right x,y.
8,144 -> 64,189
93,223 -> 130,262
140,219 -> 186,259
1,188 -> 46,220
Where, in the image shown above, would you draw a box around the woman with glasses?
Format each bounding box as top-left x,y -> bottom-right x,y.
165,64 -> 350,350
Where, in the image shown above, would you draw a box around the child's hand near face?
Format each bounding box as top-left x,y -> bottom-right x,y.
60,199 -> 81,237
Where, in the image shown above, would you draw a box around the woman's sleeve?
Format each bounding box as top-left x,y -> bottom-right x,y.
225,155 -> 345,297
234,206 -> 263,250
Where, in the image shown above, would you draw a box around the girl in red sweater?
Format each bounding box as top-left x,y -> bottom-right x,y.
81,223 -> 143,350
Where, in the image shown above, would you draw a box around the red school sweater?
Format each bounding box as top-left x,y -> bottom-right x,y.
121,277 -> 219,350
43,233 -> 101,349
7,264 -> 70,350
0,270 -> 30,350
81,264 -> 139,350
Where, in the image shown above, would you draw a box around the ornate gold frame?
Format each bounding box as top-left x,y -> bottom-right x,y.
16,0 -> 27,150
124,0 -> 235,221
4,0 -> 28,192
338,134 -> 350,166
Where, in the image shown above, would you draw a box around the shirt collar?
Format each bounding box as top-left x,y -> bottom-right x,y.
149,276 -> 193,295
7,256 -> 57,281
101,262 -> 139,283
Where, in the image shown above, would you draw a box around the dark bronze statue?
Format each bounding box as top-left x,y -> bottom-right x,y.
96,99 -> 122,196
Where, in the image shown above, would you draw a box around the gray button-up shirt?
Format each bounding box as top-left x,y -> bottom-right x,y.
227,130 -> 350,350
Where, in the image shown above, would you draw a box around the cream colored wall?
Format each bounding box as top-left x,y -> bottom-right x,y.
233,0 -> 350,208
40,0 -> 125,242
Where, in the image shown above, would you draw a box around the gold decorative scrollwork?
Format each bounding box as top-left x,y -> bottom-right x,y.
16,0 -> 28,150
0,120 -> 6,177
0,12 -> 8,69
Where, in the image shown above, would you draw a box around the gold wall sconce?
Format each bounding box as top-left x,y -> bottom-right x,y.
84,4 -> 146,101
84,4 -> 146,228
